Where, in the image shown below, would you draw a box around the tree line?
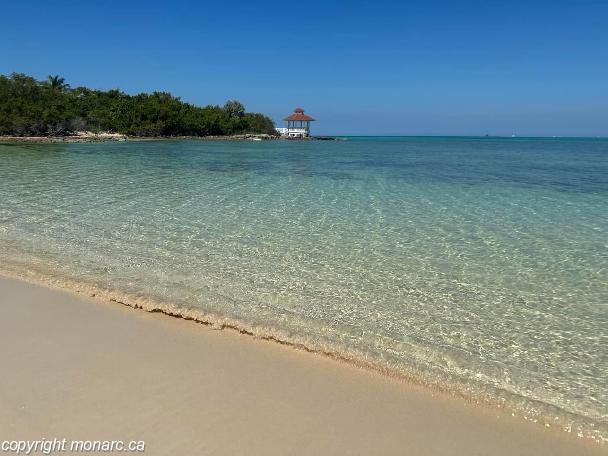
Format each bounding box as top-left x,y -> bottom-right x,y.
0,73 -> 277,137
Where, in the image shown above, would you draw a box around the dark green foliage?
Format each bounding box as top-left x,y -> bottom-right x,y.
0,73 -> 277,137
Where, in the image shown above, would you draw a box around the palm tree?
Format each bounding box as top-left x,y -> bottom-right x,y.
47,75 -> 69,91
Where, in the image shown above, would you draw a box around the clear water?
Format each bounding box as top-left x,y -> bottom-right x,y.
1,137 -> 606,441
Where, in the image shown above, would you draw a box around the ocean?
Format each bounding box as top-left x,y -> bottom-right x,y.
0,137 -> 606,442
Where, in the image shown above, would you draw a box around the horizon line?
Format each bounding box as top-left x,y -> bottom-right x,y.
315,134 -> 608,139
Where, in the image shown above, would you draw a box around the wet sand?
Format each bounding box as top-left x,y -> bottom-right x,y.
0,275 -> 604,455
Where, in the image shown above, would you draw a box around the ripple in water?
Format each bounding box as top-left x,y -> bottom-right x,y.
0,137 -> 606,442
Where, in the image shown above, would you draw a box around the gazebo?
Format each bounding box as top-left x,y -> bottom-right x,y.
283,108 -> 315,137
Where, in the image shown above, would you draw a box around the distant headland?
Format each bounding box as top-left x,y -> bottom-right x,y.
0,73 -> 279,142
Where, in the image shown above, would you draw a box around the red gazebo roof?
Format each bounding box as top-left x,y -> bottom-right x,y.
284,107 -> 315,121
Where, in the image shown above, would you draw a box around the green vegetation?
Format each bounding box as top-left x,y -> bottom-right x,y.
0,73 -> 277,137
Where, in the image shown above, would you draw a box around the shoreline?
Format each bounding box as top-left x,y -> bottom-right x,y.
0,273 -> 605,455
1,264 -> 605,448
0,133 -> 278,144
0,134 -> 341,144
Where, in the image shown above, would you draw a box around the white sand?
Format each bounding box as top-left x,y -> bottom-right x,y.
0,275 -> 604,455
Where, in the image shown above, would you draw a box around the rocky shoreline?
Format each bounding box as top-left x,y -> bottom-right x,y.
0,132 -> 281,144
0,132 -> 127,144
0,133 -> 340,144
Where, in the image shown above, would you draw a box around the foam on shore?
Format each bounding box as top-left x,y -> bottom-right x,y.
2,273 -> 606,455
1,262 -> 605,445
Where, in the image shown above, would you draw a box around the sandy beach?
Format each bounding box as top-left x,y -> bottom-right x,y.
0,275 -> 603,455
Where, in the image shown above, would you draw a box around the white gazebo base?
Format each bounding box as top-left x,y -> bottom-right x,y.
286,128 -> 309,137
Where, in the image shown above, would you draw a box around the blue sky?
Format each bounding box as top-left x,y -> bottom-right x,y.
1,0 -> 606,135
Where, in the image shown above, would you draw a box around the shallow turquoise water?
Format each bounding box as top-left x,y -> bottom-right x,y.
1,137 -> 606,440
